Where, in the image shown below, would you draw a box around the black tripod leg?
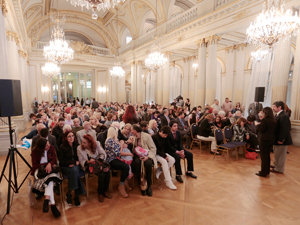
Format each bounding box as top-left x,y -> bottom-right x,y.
7,149 -> 13,214
11,151 -> 18,193
15,148 -> 32,169
0,150 -> 11,183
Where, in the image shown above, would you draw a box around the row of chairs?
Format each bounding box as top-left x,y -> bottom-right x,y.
189,124 -> 247,163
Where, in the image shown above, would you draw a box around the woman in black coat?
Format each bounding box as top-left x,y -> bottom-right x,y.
59,131 -> 86,206
255,107 -> 276,177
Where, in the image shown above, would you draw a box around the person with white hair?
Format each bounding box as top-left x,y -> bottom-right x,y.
65,114 -> 73,126
218,110 -> 231,127
76,121 -> 97,144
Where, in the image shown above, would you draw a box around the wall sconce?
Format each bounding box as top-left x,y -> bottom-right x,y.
98,86 -> 107,93
42,86 -> 49,94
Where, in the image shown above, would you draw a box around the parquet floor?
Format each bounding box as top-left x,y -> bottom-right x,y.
1,122 -> 300,225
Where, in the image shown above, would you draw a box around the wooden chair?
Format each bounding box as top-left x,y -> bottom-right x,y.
190,123 -> 210,153
213,128 -> 238,163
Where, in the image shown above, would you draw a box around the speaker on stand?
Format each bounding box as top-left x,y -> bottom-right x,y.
255,87 -> 265,102
0,79 -> 32,215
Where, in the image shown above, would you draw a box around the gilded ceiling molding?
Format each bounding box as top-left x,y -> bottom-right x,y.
225,43 -> 247,53
187,56 -> 196,61
164,51 -> 173,57
28,13 -> 116,50
195,38 -> 206,48
183,57 -> 189,63
232,9 -> 251,21
130,62 -> 135,66
1,0 -> 8,16
205,35 -> 222,46
225,45 -> 235,53
27,60 -> 30,66
6,31 -> 19,45
18,50 -> 28,59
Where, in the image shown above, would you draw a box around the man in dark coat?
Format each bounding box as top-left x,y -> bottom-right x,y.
271,101 -> 292,173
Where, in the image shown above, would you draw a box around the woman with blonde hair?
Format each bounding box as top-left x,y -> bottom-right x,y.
118,123 -> 132,141
105,127 -> 132,198
90,116 -> 107,135
148,119 -> 158,135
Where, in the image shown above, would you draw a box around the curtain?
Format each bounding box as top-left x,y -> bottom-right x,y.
0,11 -> 8,78
145,71 -> 156,103
244,52 -> 274,117
169,66 -> 182,101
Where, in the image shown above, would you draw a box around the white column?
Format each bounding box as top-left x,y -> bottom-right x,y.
196,39 -> 206,108
111,76 -> 117,102
189,59 -> 195,107
162,52 -> 171,107
225,46 -> 235,101
205,35 -> 221,105
156,69 -> 163,105
130,62 -> 136,104
234,44 -> 246,105
136,61 -> 143,104
290,36 -> 300,120
271,38 -> 292,103
182,58 -> 189,100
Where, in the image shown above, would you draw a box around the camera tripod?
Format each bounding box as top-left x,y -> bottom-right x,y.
0,117 -> 32,214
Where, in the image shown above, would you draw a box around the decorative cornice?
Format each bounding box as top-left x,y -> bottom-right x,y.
164,51 -> 173,57
0,0 -> 8,16
225,43 -> 247,53
195,38 -> 206,48
205,35 -> 222,46
6,31 -> 19,45
232,9 -> 251,21
11,0 -> 27,43
130,62 -> 135,66
18,50 -> 28,59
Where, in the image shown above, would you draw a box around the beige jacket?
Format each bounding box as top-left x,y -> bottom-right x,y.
132,132 -> 157,168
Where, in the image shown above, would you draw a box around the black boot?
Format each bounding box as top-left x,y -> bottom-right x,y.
51,205 -> 61,218
66,192 -> 72,205
43,199 -> 49,213
74,195 -> 80,207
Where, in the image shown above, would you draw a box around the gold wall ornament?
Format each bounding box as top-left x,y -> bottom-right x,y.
69,41 -> 95,55
225,43 -> 247,53
232,10 -> 251,21
6,31 -> 19,45
177,36 -> 185,42
18,50 -> 28,59
225,45 -> 235,53
195,38 -> 206,48
1,0 -> 8,16
205,35 -> 221,46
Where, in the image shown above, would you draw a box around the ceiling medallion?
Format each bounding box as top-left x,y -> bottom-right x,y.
66,0 -> 126,19
246,0 -> 300,48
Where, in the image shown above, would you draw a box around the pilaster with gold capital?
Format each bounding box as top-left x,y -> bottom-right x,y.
18,50 -> 28,60
205,35 -> 222,46
6,31 -> 19,45
195,38 -> 206,48
0,0 -> 8,16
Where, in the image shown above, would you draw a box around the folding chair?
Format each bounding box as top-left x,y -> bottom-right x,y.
190,123 -> 210,153
213,129 -> 238,163
223,126 -> 247,155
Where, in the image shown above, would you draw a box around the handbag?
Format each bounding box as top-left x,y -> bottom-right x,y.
37,165 -> 60,179
245,148 -> 258,160
88,153 -> 110,176
134,146 -> 149,158
140,160 -> 147,191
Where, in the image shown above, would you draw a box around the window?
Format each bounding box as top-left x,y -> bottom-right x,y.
126,36 -> 132,44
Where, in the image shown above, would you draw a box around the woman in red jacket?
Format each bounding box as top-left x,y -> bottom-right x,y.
31,138 -> 62,218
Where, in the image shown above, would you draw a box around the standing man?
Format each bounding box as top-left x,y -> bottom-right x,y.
271,101 -> 292,173
211,99 -> 220,111
33,97 -> 38,114
161,109 -> 170,127
222,98 -> 233,114
91,98 -> 99,111
248,101 -> 263,118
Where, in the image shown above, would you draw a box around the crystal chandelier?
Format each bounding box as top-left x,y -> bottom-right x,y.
42,62 -> 60,78
43,13 -> 74,65
145,0 -> 167,71
66,0 -> 126,19
251,47 -> 269,62
110,8 -> 125,79
246,0 -> 300,48
110,60 -> 125,78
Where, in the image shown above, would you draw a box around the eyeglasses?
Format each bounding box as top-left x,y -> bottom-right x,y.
67,135 -> 75,138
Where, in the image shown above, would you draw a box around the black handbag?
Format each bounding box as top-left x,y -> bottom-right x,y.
37,165 -> 60,179
87,153 -> 110,176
